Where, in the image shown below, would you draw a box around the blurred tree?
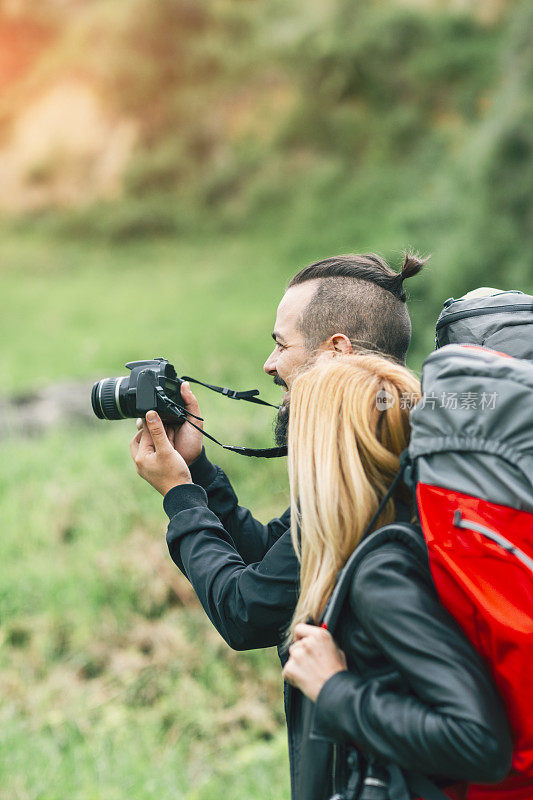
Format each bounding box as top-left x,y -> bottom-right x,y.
280,0 -> 497,161
480,0 -> 533,279
450,0 -> 533,288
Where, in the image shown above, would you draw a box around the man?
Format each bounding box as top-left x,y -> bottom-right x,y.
130,252 -> 425,650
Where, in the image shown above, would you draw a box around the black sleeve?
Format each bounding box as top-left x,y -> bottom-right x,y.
164,483 -> 299,650
186,448 -> 291,563
313,545 -> 513,784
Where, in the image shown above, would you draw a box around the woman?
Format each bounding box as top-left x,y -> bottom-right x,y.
281,352 -> 512,800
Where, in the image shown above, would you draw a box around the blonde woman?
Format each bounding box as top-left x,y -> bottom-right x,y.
282,353 -> 511,800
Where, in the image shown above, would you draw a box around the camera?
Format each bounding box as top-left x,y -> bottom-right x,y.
91,358 -> 186,423
91,357 -> 286,459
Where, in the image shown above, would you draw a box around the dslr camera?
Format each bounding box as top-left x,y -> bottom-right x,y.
91,358 -> 186,423
91,357 -> 285,459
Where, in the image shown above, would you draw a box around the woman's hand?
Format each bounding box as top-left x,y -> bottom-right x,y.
130,410 -> 192,495
282,623 -> 348,703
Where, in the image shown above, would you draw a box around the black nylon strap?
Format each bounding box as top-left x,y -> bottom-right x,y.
387,764 -> 412,800
156,388 -> 287,459
182,413 -> 286,458
360,450 -> 411,538
320,453 -> 412,628
320,521 -> 423,634
344,750 -> 363,800
181,376 -> 280,410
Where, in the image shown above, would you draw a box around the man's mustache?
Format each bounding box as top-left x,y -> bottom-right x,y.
273,374 -> 288,390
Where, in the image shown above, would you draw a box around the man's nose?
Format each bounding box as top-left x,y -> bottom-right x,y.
264,349 -> 277,375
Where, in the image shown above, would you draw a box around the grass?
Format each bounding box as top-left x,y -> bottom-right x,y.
1,226 -> 296,797
1,229 -> 290,392
0,421 -> 289,799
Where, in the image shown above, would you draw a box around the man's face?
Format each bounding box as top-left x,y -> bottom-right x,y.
263,281 -> 319,446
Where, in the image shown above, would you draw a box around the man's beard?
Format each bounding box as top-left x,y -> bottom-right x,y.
272,372 -> 290,447
274,398 -> 290,447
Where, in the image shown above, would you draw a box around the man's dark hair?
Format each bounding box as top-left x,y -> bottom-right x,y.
287,252 -> 427,364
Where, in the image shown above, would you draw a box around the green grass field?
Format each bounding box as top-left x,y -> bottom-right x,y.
1,227 -> 300,799
0,423 -> 290,799
1,225 -> 317,799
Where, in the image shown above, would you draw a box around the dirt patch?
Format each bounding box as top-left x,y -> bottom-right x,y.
0,79 -> 138,212
0,379 -> 96,440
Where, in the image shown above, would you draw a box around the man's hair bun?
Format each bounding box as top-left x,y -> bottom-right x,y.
394,252 -> 429,301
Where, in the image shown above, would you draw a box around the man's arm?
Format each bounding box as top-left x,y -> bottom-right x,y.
138,380 -> 290,563
188,448 -> 290,564
164,483 -> 299,650
131,411 -> 298,650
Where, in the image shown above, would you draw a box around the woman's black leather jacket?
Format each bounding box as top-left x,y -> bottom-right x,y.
285,525 -> 513,800
163,452 -> 512,800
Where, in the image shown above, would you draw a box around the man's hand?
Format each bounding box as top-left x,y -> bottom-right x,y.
136,381 -> 204,466
131,410 -> 192,496
282,623 -> 347,703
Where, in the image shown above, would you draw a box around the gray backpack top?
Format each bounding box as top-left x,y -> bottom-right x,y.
435,288 -> 533,361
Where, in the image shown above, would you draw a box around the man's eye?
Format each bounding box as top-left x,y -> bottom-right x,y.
276,342 -> 287,351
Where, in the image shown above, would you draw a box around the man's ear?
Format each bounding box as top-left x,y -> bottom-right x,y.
326,334 -> 353,355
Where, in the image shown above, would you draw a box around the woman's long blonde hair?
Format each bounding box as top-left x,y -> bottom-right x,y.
287,352 -> 421,643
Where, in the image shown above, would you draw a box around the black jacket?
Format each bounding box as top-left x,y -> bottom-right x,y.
289,528 -> 513,800
164,448 -> 297,650
163,449 -> 512,799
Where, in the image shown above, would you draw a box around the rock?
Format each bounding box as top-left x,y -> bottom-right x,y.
0,380 -> 98,440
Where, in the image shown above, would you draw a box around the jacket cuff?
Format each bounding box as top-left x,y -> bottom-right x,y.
189,448 -> 218,487
312,670 -> 361,743
163,483 -> 209,519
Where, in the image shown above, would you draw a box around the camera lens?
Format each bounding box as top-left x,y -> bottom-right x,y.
91,377 -> 128,420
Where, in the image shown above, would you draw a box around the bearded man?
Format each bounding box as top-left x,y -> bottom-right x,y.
130,253 -> 425,649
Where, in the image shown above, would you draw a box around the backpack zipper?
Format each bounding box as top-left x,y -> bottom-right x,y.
435,303 -> 533,332
453,511 -> 533,573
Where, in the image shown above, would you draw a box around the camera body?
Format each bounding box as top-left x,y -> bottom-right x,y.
91,357 -> 186,422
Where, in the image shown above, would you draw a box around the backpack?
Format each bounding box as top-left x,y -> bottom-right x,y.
323,289 -> 533,800
434,288 -> 533,360
410,343 -> 533,800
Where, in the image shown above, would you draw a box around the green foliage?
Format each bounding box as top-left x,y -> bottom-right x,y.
475,1 -> 533,272
13,0 -> 531,285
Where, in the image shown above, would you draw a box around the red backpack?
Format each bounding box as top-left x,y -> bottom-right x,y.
410,342 -> 533,800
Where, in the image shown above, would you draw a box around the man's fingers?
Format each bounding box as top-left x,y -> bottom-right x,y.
136,418 -> 144,431
144,411 -> 173,453
130,430 -> 142,460
137,424 -> 155,457
181,382 -> 201,416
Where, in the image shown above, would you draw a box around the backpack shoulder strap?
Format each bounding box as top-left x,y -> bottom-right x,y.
321,522 -> 426,635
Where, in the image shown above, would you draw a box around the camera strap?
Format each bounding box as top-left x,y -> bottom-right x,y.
181,376 -> 281,409
182,413 -> 287,458
156,386 -> 287,459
